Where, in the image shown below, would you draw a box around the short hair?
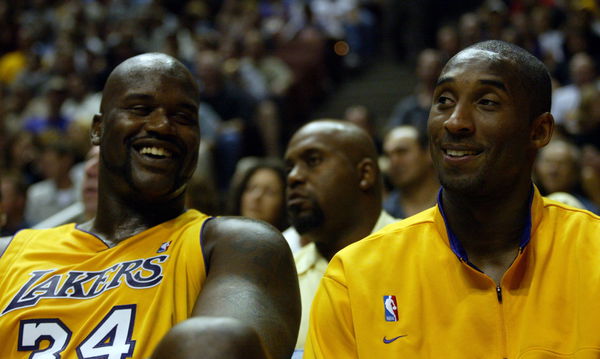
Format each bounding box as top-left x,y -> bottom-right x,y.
465,40 -> 552,120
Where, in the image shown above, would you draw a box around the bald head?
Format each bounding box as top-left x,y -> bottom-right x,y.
291,120 -> 379,166
101,53 -> 199,114
285,119 -> 384,253
91,52 -> 202,205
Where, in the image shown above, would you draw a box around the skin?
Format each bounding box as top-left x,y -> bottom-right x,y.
285,120 -> 382,260
0,53 -> 300,359
241,168 -> 285,227
384,126 -> 439,216
428,48 -> 553,283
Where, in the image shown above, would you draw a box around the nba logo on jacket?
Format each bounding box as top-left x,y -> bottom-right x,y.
383,295 -> 398,322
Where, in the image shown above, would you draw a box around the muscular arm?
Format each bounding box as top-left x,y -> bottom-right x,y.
152,217 -> 301,359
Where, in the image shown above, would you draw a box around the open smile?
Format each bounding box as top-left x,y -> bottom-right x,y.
138,146 -> 173,159
443,149 -> 482,158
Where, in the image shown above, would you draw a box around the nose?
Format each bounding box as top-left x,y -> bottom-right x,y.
444,103 -> 474,136
145,108 -> 175,134
286,163 -> 305,188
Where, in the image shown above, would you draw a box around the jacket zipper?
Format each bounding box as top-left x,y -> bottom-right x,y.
497,284 -> 508,359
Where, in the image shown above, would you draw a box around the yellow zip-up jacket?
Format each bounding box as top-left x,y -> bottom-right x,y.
305,187 -> 600,358
0,210 -> 210,359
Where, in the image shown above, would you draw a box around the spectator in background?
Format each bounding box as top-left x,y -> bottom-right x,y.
383,125 -> 439,218
61,73 -> 102,129
436,24 -> 461,63
196,50 -> 260,190
240,30 -> 294,101
0,172 -> 29,236
239,30 -> 295,156
284,120 -> 396,349
582,144 -> 600,209
22,77 -> 73,137
227,157 -> 288,232
25,141 -> 80,225
344,104 -> 382,153
531,5 -> 564,73
551,52 -> 596,126
1,83 -> 35,136
566,83 -> 600,149
3,131 -> 42,186
388,49 -> 443,134
459,12 -> 484,48
535,139 -> 600,214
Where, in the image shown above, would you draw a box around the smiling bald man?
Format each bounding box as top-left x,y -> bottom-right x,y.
0,53 -> 300,359
305,40 -> 600,358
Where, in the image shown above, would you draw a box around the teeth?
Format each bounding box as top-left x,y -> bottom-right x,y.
446,149 -> 478,157
139,146 -> 172,158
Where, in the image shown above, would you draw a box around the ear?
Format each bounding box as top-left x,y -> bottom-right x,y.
530,112 -> 554,150
357,158 -> 377,191
91,114 -> 103,146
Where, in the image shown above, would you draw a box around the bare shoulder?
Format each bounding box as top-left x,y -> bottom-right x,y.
202,216 -> 290,259
0,236 -> 13,258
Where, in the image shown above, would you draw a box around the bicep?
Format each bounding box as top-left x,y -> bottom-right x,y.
193,218 -> 301,359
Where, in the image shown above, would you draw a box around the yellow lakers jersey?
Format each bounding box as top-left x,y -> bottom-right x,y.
0,209 -> 210,359
305,189 -> 600,358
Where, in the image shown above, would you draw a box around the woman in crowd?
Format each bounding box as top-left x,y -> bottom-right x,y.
227,157 -> 288,232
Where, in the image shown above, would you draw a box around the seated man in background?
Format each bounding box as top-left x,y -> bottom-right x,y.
0,172 -> 29,236
0,53 -> 300,359
535,138 -> 600,214
382,124 -> 439,218
24,140 -> 79,225
305,40 -> 600,358
284,119 -> 396,349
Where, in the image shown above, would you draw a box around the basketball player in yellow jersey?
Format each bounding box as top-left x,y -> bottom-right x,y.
0,53 -> 300,359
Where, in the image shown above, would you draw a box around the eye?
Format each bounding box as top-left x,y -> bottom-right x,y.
437,96 -> 451,104
306,153 -> 322,167
128,105 -> 152,116
478,98 -> 500,108
172,112 -> 197,125
435,93 -> 455,109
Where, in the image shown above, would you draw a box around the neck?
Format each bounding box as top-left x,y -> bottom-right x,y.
311,204 -> 380,261
441,184 -> 532,260
86,195 -> 186,247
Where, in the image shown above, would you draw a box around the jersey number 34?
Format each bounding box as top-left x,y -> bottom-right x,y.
18,304 -> 136,359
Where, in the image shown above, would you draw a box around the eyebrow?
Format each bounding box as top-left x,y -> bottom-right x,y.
435,77 -> 507,92
436,76 -> 453,87
479,79 -> 507,92
123,93 -> 198,112
123,93 -> 154,102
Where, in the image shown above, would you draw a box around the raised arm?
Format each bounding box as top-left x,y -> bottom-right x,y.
152,217 -> 301,359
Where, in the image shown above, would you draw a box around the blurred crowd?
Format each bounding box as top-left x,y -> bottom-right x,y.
1,0 -> 600,235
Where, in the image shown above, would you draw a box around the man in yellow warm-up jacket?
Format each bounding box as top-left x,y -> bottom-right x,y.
305,40 -> 600,358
